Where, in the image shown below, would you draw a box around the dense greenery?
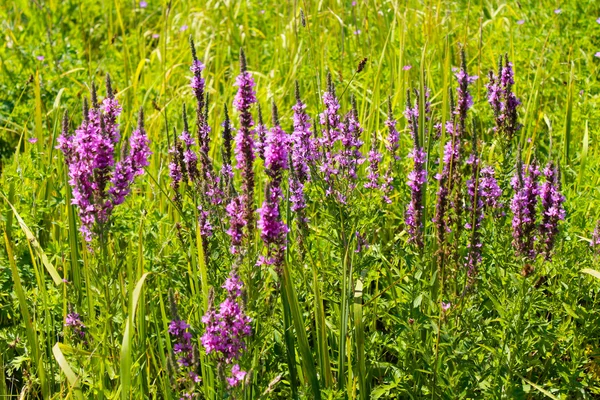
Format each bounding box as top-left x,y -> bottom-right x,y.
1,0 -> 600,398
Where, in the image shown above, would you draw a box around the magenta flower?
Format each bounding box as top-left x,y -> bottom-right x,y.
227,364 -> 247,387
595,52 -> 600,58
36,55 -> 44,61
289,82 -> 315,216
233,49 -> 257,236
403,65 -> 412,71
517,19 -> 525,25
405,91 -> 427,247
57,79 -> 150,241
486,54 -> 521,141
539,162 -> 565,260
554,9 -> 561,14
511,159 -> 540,259
65,311 -> 86,341
139,0 -> 147,8
254,105 -> 268,160
201,272 -> 252,365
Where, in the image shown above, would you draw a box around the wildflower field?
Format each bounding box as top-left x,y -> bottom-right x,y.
2,0 -> 600,398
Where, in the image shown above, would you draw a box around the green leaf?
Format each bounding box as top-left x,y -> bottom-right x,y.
121,272 -> 151,400
53,343 -> 84,400
581,268 -> 600,281
1,192 -> 63,285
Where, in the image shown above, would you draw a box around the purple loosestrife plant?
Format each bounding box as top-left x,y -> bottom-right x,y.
455,49 -> 478,137
592,220 -> 600,254
405,90 -> 427,247
57,78 -> 150,241
289,82 -> 314,226
109,109 -> 151,206
168,292 -> 200,398
233,48 -> 257,237
254,104 -> 268,160
221,105 -> 235,198
179,105 -> 200,184
539,161 -> 565,260
65,307 -> 86,343
381,98 -> 399,204
486,54 -> 521,142
257,103 -> 289,269
337,96 -> 365,187
226,196 -> 245,254
169,131 -> 185,208
511,156 -> 541,259
318,72 -> 343,199
201,273 -> 252,387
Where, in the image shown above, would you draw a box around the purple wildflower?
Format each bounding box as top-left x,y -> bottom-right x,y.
289,82 -> 315,218
592,221 -> 600,253
233,49 -> 257,236
221,105 -> 235,196
455,49 -> 478,137
109,109 -> 151,206
385,99 -> 400,161
65,311 -> 86,341
257,184 -> 288,270
486,54 -> 521,141
226,196 -> 246,254
263,102 -> 289,183
227,364 -> 247,387
254,105 -> 268,160
201,272 -> 252,364
539,162 -> 565,260
511,157 -> 541,259
405,91 -> 427,247
57,78 -> 150,241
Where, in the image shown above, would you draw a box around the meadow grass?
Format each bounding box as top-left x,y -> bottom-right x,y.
1,0 -> 600,398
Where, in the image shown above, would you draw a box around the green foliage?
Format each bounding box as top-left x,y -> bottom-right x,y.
1,0 -> 600,399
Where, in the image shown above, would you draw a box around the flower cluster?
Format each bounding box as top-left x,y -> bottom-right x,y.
539,162 -> 565,260
233,49 -> 258,239
201,272 -> 252,387
289,82 -> 315,217
405,91 -> 427,247
258,103 -> 289,269
168,294 -> 200,399
486,54 -> 521,141
510,160 -> 541,259
57,78 -> 150,241
65,311 -> 86,342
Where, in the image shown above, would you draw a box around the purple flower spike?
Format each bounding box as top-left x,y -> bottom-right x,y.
486,54 -> 521,141
405,91 -> 427,247
510,156 -> 541,259
539,161 -> 565,260
57,78 -> 150,241
201,273 -> 252,364
289,82 -> 315,218
233,48 -> 257,236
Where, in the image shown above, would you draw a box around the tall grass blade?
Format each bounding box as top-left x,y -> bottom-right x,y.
281,260 -> 321,399
120,272 -> 151,400
52,343 -> 84,400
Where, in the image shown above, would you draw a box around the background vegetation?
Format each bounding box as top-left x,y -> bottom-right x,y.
1,0 -> 600,398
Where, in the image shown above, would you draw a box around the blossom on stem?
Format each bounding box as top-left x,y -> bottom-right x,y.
539,161 -> 565,260
254,104 -> 268,160
405,91 -> 427,247
57,79 -> 150,241
233,48 -> 257,236
201,273 -> 251,386
486,54 -> 521,141
289,82 -> 314,216
510,157 -> 540,259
